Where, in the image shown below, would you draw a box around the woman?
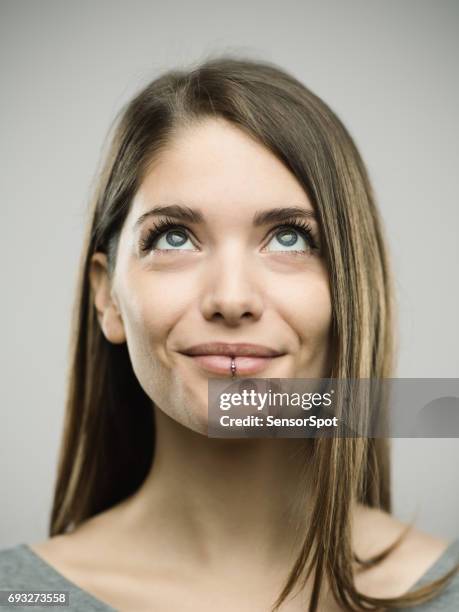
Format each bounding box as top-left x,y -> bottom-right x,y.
1,56 -> 458,611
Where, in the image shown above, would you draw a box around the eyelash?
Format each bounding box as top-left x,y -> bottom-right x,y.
139,217 -> 192,253
139,216 -> 319,254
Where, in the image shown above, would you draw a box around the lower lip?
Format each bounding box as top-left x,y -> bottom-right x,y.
184,354 -> 281,375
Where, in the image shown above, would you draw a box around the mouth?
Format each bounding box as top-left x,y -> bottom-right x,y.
184,354 -> 283,375
178,342 -> 286,376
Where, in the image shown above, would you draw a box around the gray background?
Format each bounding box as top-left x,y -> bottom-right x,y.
1,0 -> 458,548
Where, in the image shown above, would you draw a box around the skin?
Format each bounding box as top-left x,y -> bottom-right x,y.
30,119 -> 450,611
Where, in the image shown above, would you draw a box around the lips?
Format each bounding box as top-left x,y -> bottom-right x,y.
179,342 -> 285,375
180,342 -> 284,357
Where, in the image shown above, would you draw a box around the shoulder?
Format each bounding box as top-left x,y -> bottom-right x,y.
353,505 -> 459,601
0,544 -> 28,571
0,541 -> 119,612
0,538 -> 94,589
0,544 -> 49,588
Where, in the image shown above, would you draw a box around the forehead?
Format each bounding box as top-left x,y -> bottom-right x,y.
129,118 -> 313,223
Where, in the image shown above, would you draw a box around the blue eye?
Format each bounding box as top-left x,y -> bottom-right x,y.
265,225 -> 315,253
154,229 -> 194,250
139,220 -> 197,253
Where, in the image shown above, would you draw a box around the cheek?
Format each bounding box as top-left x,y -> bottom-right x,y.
274,269 -> 332,346
117,266 -> 197,364
123,271 -> 191,347
304,279 -> 332,341
115,266 -> 207,433
285,274 -> 332,377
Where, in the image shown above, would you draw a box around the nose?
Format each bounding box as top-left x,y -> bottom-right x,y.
199,250 -> 264,326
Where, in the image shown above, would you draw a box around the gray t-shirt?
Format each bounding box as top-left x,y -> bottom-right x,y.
0,539 -> 458,611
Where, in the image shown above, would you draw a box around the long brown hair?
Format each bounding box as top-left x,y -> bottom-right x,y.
50,55 -> 458,611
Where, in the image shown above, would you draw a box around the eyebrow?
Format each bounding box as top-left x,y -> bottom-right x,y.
134,204 -> 317,230
253,206 -> 317,226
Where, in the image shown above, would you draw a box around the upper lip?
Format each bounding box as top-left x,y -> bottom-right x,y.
180,342 -> 284,357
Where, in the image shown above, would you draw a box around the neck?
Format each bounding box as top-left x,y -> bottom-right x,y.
121,407 -> 315,572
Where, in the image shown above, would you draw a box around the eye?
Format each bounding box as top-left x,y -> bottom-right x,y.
139,219 -> 198,254
264,223 -> 317,253
154,229 -> 195,250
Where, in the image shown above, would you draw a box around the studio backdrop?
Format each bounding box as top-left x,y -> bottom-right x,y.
1,0 -> 458,548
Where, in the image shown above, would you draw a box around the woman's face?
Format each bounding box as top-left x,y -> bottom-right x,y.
91,118 -> 332,434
